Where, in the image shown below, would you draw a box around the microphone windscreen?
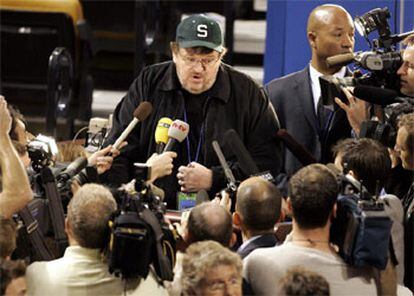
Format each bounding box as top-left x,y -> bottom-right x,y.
133,101 -> 153,121
326,52 -> 355,68
155,117 -> 173,144
168,120 -> 189,142
353,85 -> 398,106
224,129 -> 259,175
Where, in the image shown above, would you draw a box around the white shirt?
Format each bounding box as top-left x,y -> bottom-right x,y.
309,64 -> 347,113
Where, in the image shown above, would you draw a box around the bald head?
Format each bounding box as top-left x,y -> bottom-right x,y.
236,177 -> 282,232
187,203 -> 233,246
307,4 -> 354,74
307,5 -> 352,32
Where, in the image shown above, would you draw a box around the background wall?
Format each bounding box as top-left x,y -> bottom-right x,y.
263,0 -> 414,83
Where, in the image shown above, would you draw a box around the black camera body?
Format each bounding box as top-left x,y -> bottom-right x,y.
330,175 -> 392,270
320,7 -> 412,106
107,170 -> 175,281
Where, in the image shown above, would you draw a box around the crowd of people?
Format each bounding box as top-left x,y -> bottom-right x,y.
1,4 -> 414,295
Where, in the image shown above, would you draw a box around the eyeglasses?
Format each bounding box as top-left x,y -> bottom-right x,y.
178,52 -> 220,68
204,276 -> 241,292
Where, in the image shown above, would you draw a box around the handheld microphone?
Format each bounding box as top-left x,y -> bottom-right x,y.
163,120 -> 189,152
112,101 -> 153,151
326,52 -> 356,68
212,140 -> 238,192
58,156 -> 88,182
155,117 -> 173,154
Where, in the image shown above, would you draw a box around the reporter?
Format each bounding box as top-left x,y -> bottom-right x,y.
0,96 -> 33,219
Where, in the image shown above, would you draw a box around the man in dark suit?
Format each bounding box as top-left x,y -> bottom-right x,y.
265,4 -> 355,186
233,177 -> 282,259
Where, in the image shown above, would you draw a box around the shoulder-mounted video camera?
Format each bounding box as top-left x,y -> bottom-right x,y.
107,165 -> 175,281
321,7 -> 414,106
330,174 -> 393,270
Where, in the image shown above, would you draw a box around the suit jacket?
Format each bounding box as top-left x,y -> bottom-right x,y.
237,233 -> 278,259
264,66 -> 351,177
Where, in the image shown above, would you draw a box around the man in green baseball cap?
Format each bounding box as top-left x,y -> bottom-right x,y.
103,14 -> 283,210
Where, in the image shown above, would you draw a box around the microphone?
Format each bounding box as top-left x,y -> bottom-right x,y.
353,85 -> 413,106
223,129 -> 259,176
57,156 -> 88,182
212,140 -> 238,192
276,129 -> 317,166
112,101 -> 153,151
155,117 -> 173,154
163,120 -> 189,152
326,52 -> 356,68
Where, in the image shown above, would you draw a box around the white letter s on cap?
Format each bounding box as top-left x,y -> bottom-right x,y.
197,24 -> 208,38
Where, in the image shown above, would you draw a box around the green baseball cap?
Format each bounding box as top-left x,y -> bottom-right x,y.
176,14 -> 224,53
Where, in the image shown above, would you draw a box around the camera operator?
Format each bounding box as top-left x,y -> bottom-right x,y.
0,96 -> 33,219
335,34 -> 414,134
333,138 -> 405,284
395,113 -> 414,291
26,184 -> 167,295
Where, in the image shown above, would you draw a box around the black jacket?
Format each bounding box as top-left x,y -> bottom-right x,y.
103,61 -> 282,208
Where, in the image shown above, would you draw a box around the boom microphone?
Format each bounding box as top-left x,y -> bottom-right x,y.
326,52 -> 356,68
57,156 -> 88,182
212,140 -> 237,192
112,102 -> 153,151
276,129 -> 317,166
155,117 -> 173,154
353,85 -> 413,106
163,120 -> 189,152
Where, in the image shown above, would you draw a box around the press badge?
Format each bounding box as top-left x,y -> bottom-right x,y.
177,192 -> 197,210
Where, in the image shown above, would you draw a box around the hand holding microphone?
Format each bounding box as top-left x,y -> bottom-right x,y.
111,101 -> 153,153
163,119 -> 189,152
146,151 -> 177,183
155,117 -> 173,154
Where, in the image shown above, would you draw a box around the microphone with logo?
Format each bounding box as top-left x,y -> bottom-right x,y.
163,120 -> 189,152
155,117 -> 173,154
111,101 -> 153,153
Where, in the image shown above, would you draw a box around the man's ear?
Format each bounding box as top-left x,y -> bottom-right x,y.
308,31 -> 317,49
229,232 -> 237,248
286,197 -> 293,213
65,217 -> 72,238
233,212 -> 242,227
331,203 -> 338,221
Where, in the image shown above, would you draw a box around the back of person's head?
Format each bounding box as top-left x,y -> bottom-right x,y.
67,184 -> 116,249
0,218 -> 17,259
236,177 -> 282,232
56,142 -> 87,162
181,240 -> 242,296
288,164 -> 338,229
0,259 -> 26,296
333,138 -> 391,194
279,267 -> 330,296
187,203 -> 232,246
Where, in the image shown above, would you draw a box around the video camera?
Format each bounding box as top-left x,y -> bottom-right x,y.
320,7 -> 414,106
107,164 -> 175,281
330,173 -> 393,270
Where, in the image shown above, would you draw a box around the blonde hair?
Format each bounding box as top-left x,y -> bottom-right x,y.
180,240 -> 242,295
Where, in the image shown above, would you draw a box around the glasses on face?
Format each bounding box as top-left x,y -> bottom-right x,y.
178,52 -> 220,68
204,276 -> 241,292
